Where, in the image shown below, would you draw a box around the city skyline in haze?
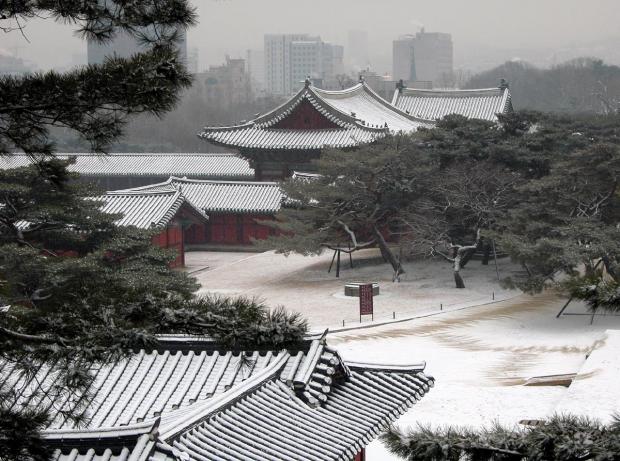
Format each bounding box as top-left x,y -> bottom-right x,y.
3,0 -> 620,75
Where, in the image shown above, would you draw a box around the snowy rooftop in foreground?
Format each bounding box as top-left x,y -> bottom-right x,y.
11,335 -> 433,461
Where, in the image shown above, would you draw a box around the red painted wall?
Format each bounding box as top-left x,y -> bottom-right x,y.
152,223 -> 184,268
272,99 -> 340,130
353,448 -> 366,461
184,213 -> 276,245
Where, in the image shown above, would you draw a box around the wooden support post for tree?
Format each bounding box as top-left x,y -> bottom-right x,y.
336,249 -> 341,278
348,242 -> 353,268
556,297 -> 573,318
492,239 -> 500,281
328,249 -> 337,273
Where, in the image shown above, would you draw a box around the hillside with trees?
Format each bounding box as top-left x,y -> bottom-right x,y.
465,58 -> 620,114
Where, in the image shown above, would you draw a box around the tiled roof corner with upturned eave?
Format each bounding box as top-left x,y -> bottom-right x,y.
198,82 -> 434,151
10,334 -> 434,461
94,188 -> 209,230
391,84 -> 513,122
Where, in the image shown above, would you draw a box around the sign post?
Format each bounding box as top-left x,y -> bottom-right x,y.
359,283 -> 374,323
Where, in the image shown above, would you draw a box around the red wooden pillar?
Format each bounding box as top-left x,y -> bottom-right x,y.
179,223 -> 185,267
353,448 -> 366,461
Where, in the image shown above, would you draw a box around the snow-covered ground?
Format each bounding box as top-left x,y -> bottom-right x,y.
185,250 -> 620,460
186,249 -> 520,329
329,295 -> 620,459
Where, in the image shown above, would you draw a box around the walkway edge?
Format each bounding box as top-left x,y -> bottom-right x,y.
315,293 -> 523,335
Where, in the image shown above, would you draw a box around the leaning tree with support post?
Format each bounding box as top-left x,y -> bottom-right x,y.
261,137 -> 428,280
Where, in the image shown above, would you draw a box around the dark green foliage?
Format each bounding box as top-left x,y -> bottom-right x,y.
1,1 -> 197,44
158,297 -> 308,349
381,414 -> 620,461
0,406 -> 50,461
1,47 -> 193,154
0,3 -> 306,457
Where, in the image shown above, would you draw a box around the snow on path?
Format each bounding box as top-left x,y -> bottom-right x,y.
328,293 -> 620,460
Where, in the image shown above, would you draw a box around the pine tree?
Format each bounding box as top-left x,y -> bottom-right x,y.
0,3 -> 307,457
381,414 -> 620,461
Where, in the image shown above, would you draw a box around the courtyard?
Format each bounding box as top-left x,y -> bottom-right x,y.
186,249 -> 620,460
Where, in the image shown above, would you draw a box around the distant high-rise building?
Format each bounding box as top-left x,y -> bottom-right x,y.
0,52 -> 33,76
193,56 -> 253,108
392,30 -> 453,87
264,34 -> 344,95
187,47 -> 199,74
246,49 -> 265,94
87,30 -> 187,65
347,30 -> 369,71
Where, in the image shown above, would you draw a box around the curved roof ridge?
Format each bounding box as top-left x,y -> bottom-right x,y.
201,85 -> 390,135
314,82 -> 434,125
42,418 -> 159,440
344,360 -> 427,372
105,187 -> 178,196
167,176 -> 280,187
399,87 -> 505,96
159,351 -> 291,441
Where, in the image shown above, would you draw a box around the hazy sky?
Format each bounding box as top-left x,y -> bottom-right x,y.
3,0 -> 620,72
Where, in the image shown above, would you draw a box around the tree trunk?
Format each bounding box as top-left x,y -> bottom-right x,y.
373,227 -> 404,277
459,247 -> 476,269
454,256 -> 465,288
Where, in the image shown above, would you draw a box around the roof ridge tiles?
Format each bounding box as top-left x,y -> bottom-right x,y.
42,418 -> 159,440
158,351 -> 291,441
344,360 -> 427,372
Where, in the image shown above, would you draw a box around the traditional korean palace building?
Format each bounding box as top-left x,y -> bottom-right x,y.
124,177 -> 283,246
96,189 -> 209,267
9,334 -> 434,461
0,153 -> 254,190
199,80 -> 512,180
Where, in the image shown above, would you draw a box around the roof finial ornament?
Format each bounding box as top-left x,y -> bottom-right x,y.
358,74 -> 365,84
499,78 -> 509,90
396,79 -> 405,93
304,76 -> 312,88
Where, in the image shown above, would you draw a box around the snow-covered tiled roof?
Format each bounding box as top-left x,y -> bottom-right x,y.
199,82 -> 432,151
96,188 -> 208,229
391,86 -> 512,122
45,421 -> 161,461
128,177 -> 283,214
314,83 -> 433,133
0,153 -> 253,180
12,336 -> 433,461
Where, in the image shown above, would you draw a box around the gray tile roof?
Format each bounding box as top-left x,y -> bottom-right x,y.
14,336 -> 433,461
128,177 -> 283,214
199,83 -> 432,151
45,421 -> 160,461
0,153 -> 254,180
391,87 -> 512,122
95,188 -> 209,229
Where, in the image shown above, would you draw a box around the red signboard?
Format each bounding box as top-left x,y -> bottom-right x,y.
359,283 -> 374,319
